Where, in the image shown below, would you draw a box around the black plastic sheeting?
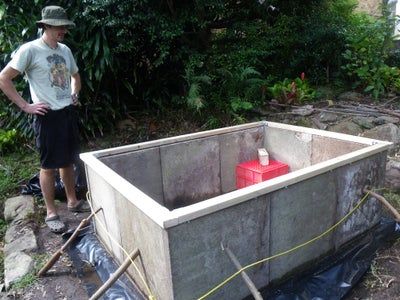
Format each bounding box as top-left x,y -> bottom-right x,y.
66,226 -> 145,300
21,162 -> 87,199
66,218 -> 399,300
243,218 -> 400,300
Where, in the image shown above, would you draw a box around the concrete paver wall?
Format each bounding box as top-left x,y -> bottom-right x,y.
167,153 -> 385,299
81,122 -> 390,300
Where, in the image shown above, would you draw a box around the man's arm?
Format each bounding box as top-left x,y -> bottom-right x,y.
71,72 -> 81,105
0,66 -> 49,115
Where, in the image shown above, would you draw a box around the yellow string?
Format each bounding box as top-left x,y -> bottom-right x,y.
85,192 -> 156,300
197,190 -> 372,300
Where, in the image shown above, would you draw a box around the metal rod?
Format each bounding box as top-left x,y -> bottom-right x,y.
222,244 -> 263,300
364,188 -> 400,222
37,207 -> 102,277
89,248 -> 140,300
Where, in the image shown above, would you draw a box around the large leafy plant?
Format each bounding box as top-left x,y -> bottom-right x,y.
0,1 -> 43,139
182,65 -> 268,127
0,2 -> 41,68
342,10 -> 399,99
210,66 -> 268,125
0,128 -> 19,154
268,73 -> 316,104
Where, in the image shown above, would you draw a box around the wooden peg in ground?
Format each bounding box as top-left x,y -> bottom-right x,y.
37,207 -> 102,277
89,248 -> 140,300
363,188 -> 400,222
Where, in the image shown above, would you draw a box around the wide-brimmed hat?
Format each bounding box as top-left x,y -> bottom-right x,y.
36,6 -> 75,28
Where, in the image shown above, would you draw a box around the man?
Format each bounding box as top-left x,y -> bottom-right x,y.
0,6 -> 89,233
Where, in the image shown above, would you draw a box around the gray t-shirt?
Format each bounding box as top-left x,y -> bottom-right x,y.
8,38 -> 79,110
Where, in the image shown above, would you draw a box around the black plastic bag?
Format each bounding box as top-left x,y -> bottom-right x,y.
21,162 -> 87,200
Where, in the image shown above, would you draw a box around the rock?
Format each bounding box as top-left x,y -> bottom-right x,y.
4,228 -> 38,257
337,91 -> 365,102
352,116 -> 375,129
294,117 -> 314,128
311,117 -> 328,130
328,120 -> 363,136
4,225 -> 18,244
4,195 -> 34,224
291,105 -> 314,116
4,251 -> 34,289
386,159 -> 400,191
4,223 -> 30,244
318,112 -> 338,123
361,123 -> 400,145
374,115 -> 400,125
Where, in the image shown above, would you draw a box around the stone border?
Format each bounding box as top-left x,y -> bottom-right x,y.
3,195 -> 38,289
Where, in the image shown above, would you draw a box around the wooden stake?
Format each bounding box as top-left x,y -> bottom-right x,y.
222,243 -> 263,300
364,188 -> 400,222
37,207 -> 102,277
89,248 -> 140,300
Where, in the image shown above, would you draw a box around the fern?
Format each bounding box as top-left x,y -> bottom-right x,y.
184,68 -> 211,112
240,67 -> 261,80
187,83 -> 205,111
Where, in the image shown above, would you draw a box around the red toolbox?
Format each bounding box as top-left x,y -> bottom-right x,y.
236,159 -> 289,189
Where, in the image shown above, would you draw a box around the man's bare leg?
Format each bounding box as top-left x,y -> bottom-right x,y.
60,165 -> 79,208
39,168 -> 57,218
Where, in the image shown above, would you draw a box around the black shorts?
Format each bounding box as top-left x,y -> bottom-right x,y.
33,105 -> 80,169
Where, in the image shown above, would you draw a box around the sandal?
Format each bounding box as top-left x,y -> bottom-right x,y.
68,200 -> 91,213
45,215 -> 67,234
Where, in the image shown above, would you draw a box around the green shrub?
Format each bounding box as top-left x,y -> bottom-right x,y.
342,11 -> 399,98
0,128 -> 19,154
201,1 -> 357,84
0,99 -> 35,140
209,66 -> 268,124
0,2 -> 41,139
0,105 -> 22,154
183,56 -> 211,112
284,0 -> 357,83
180,64 -> 269,127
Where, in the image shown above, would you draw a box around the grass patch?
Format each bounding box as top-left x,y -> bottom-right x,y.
383,190 -> 400,212
8,253 -> 48,291
32,253 -> 50,273
0,150 -> 39,205
11,272 -> 38,291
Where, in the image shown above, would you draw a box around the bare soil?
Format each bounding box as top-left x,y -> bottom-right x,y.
2,202 -> 96,300
345,238 -> 400,300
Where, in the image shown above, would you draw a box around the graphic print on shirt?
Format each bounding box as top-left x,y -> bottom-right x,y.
46,54 -> 70,100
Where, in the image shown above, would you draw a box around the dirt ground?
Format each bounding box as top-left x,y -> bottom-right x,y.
345,237 -> 400,300
1,202 -> 96,300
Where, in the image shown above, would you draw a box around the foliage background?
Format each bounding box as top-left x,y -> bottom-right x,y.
0,0 -> 399,138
